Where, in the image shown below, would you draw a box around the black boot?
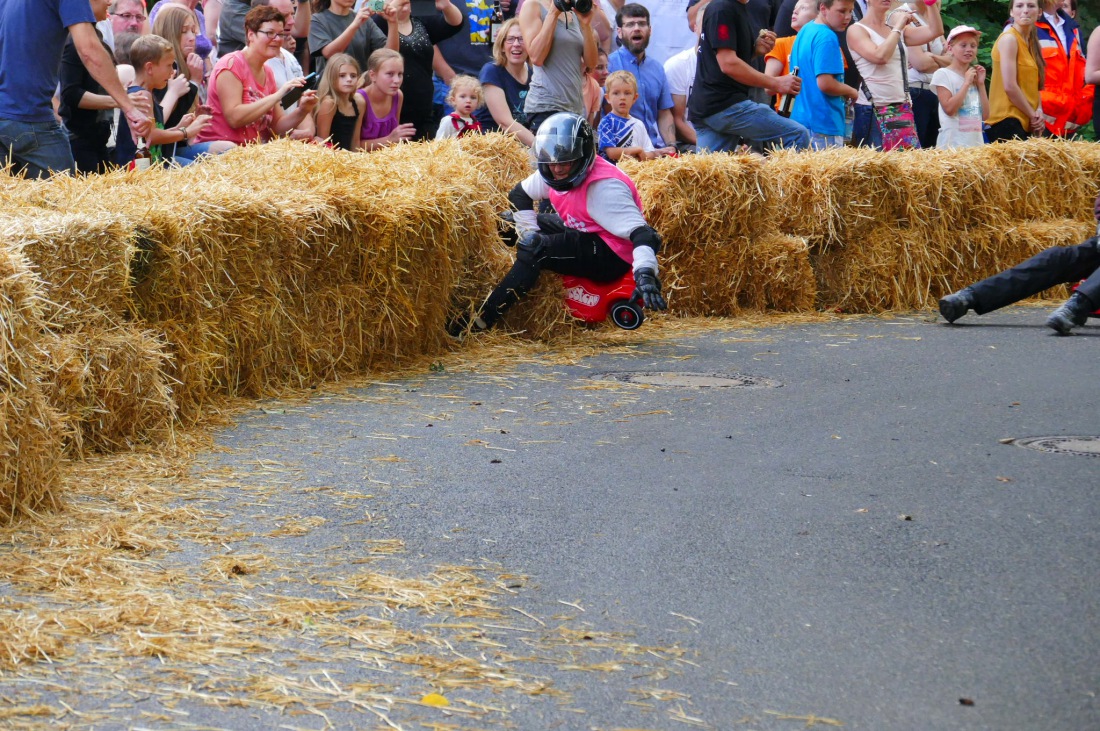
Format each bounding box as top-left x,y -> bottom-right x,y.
1045,292 -> 1093,335
938,287 -> 976,324
446,312 -> 489,339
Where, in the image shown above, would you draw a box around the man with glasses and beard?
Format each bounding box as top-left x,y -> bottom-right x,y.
607,3 -> 676,149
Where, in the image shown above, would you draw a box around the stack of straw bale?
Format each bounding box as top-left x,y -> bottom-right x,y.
43,327 -> 175,455
622,154 -> 815,316
0,242 -> 65,521
766,139 -> 1098,312
0,210 -> 176,454
100,140 -> 504,410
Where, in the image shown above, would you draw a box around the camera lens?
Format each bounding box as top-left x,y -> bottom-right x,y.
573,0 -> 592,12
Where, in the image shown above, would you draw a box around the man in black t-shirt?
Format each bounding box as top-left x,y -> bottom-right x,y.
688,0 -> 808,152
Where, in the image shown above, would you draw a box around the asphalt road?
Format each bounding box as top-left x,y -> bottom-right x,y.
11,306 -> 1095,730
181,305 -> 1097,730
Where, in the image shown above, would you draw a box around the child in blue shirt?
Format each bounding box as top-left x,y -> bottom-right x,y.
789,0 -> 859,149
597,71 -> 675,162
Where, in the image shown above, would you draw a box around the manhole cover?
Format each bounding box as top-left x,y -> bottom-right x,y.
1011,436 -> 1100,458
592,371 -> 781,389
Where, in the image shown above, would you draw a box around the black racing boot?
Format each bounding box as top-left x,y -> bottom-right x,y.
1045,292 -> 1093,335
445,312 -> 489,339
938,287 -> 976,324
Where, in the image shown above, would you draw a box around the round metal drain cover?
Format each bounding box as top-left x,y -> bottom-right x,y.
1011,436 -> 1100,458
593,371 -> 781,389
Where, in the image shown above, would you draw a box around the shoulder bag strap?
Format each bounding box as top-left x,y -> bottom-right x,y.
840,31 -> 875,106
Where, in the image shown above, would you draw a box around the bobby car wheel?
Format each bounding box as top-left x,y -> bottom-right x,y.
609,301 -> 644,330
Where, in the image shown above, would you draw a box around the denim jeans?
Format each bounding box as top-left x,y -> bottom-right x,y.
172,141 -> 219,167
695,99 -> 810,153
851,103 -> 882,149
0,118 -> 75,178
810,132 -> 845,150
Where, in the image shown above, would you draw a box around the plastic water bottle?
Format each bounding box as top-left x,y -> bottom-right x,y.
844,100 -> 855,143
958,85 -> 982,135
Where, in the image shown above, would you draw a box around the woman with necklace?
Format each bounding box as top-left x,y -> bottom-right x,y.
197,5 -> 318,144
846,0 -> 943,148
373,0 -> 463,140
987,0 -> 1045,141
476,18 -> 535,145
519,0 -> 599,133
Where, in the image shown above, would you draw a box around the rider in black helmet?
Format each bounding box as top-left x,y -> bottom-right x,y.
450,112 -> 667,334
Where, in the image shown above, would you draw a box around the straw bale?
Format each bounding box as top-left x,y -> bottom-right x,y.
983,139 -> 1089,220
738,234 -> 815,312
0,372 -> 66,524
0,211 -> 138,326
125,186 -> 316,321
444,132 -> 534,203
766,146 -> 906,248
42,327 -> 176,456
891,146 -> 1011,237
448,233 -> 516,325
997,218 -> 1097,301
812,225 -> 904,312
1069,139 -> 1100,189
660,236 -> 754,317
620,153 -> 771,246
0,243 -> 65,522
155,318 -> 225,423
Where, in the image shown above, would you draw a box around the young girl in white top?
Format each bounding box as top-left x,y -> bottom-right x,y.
930,25 -> 989,148
436,75 -> 484,139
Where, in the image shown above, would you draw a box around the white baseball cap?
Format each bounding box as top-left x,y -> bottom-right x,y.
946,25 -> 982,44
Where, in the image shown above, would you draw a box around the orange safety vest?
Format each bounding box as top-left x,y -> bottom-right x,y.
1035,10 -> 1093,136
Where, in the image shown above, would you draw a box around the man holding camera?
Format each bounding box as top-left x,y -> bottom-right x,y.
519,0 -> 600,131
689,0 -> 809,151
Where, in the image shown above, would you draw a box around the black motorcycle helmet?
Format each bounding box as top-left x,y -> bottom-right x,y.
533,112 -> 597,192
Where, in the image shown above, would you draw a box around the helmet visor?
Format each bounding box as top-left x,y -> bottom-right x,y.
534,127 -> 584,165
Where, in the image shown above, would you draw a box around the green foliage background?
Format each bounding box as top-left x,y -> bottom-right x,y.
937,0 -> 1097,139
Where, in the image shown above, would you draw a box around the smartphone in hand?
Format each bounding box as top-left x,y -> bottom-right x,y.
281,72 -> 319,109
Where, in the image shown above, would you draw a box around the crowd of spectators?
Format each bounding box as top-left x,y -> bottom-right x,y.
0,0 -> 1095,177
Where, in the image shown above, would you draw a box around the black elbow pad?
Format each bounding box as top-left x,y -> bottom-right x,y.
508,183 -> 535,211
629,225 -> 662,254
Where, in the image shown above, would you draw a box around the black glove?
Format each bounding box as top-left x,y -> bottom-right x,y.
498,210 -> 518,247
632,268 -> 667,311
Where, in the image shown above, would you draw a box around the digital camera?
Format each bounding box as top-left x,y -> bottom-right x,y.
553,0 -> 593,14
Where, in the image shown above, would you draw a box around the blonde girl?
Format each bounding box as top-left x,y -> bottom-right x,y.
314,53 -> 365,150
358,48 -> 416,150
152,4 -> 207,91
987,0 -> 1046,141
436,75 -> 484,139
151,4 -> 235,162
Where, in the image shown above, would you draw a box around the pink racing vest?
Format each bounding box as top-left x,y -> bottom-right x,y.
548,157 -> 643,264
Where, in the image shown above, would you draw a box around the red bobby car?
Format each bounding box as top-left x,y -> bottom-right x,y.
561,271 -> 646,330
